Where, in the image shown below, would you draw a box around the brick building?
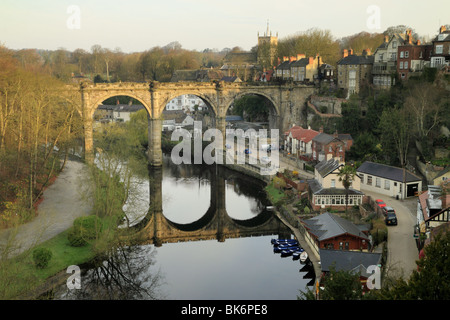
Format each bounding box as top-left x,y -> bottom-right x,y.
397,30 -> 433,80
301,212 -> 371,252
311,127 -> 353,162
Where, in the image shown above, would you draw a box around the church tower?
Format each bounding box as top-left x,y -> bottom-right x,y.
257,20 -> 278,69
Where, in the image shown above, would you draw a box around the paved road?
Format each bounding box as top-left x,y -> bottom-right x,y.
0,160 -> 92,258
363,189 -> 419,279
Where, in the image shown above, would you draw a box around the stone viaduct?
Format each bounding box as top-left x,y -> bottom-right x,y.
77,80 -> 317,166
127,166 -> 292,247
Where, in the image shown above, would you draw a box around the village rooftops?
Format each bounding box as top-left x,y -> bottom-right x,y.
337,54 -> 374,65
315,157 -> 341,178
319,249 -> 382,278
357,161 -> 422,183
302,212 -> 370,242
98,104 -> 145,112
312,132 -> 353,145
285,126 -> 319,143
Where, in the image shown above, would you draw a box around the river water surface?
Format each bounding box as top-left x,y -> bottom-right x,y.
54,155 -> 314,300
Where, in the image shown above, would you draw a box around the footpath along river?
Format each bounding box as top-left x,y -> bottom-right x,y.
0,159 -> 92,257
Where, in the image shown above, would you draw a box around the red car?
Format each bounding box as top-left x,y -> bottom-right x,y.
375,199 -> 386,208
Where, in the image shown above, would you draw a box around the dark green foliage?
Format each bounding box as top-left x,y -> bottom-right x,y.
32,248 -> 53,269
230,95 -> 270,122
68,215 -> 103,247
319,265 -> 363,300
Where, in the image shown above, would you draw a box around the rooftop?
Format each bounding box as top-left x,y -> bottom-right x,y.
302,212 -> 369,242
319,249 -> 382,278
357,161 -> 422,183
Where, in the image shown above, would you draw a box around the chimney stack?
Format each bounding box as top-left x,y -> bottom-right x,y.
342,49 -> 348,58
384,35 -> 389,42
297,53 -> 306,60
309,56 -> 314,65
440,25 -> 447,33
349,49 -> 353,55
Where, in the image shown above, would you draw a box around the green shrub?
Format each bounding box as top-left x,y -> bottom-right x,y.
68,215 -> 103,247
371,219 -> 388,246
32,248 -> 52,269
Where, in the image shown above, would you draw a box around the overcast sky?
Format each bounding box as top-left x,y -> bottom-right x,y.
1,0 -> 449,53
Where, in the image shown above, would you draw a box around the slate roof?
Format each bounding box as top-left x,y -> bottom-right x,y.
290,58 -> 309,67
302,212 -> 369,242
319,249 -> 382,278
337,54 -> 374,65
98,104 -> 144,112
276,60 -> 292,70
357,161 -> 422,183
312,132 -> 336,145
315,158 -> 341,177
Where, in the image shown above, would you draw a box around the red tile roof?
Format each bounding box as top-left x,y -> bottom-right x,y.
286,126 -> 319,143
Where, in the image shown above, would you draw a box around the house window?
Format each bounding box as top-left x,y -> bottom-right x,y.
392,41 -> 397,48
367,176 -> 372,185
400,62 -> 404,69
404,61 -> 408,69
331,179 -> 336,188
339,242 -> 343,250
345,242 -> 349,250
405,51 -> 409,58
385,180 -> 390,190
436,45 -> 444,54
400,51 -> 404,58
376,177 -> 381,188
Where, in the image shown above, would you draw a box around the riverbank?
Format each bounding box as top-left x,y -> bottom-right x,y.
0,159 -> 93,258
0,159 -> 96,299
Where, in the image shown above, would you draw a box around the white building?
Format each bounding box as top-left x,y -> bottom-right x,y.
165,94 -> 206,112
357,161 -> 423,199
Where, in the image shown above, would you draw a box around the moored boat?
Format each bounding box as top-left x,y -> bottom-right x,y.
300,251 -> 308,263
271,239 -> 298,246
274,245 -> 300,253
292,249 -> 305,260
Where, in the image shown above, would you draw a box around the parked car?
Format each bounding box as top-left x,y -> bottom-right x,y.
382,206 -> 395,217
375,199 -> 386,208
385,212 -> 398,225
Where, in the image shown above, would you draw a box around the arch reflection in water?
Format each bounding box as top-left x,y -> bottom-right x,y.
132,161 -> 292,247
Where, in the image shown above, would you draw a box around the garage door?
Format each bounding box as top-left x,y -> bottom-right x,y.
407,183 -> 418,197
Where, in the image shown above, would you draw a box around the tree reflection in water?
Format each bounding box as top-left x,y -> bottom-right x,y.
59,244 -> 166,300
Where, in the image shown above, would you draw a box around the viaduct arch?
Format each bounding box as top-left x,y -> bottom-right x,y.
77,81 -> 316,166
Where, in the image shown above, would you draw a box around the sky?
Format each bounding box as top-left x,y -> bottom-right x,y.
0,0 -> 449,53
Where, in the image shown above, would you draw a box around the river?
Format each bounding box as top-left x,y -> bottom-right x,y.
52,154 -> 314,300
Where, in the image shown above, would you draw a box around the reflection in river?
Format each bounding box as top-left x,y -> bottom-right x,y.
54,155 -> 313,300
